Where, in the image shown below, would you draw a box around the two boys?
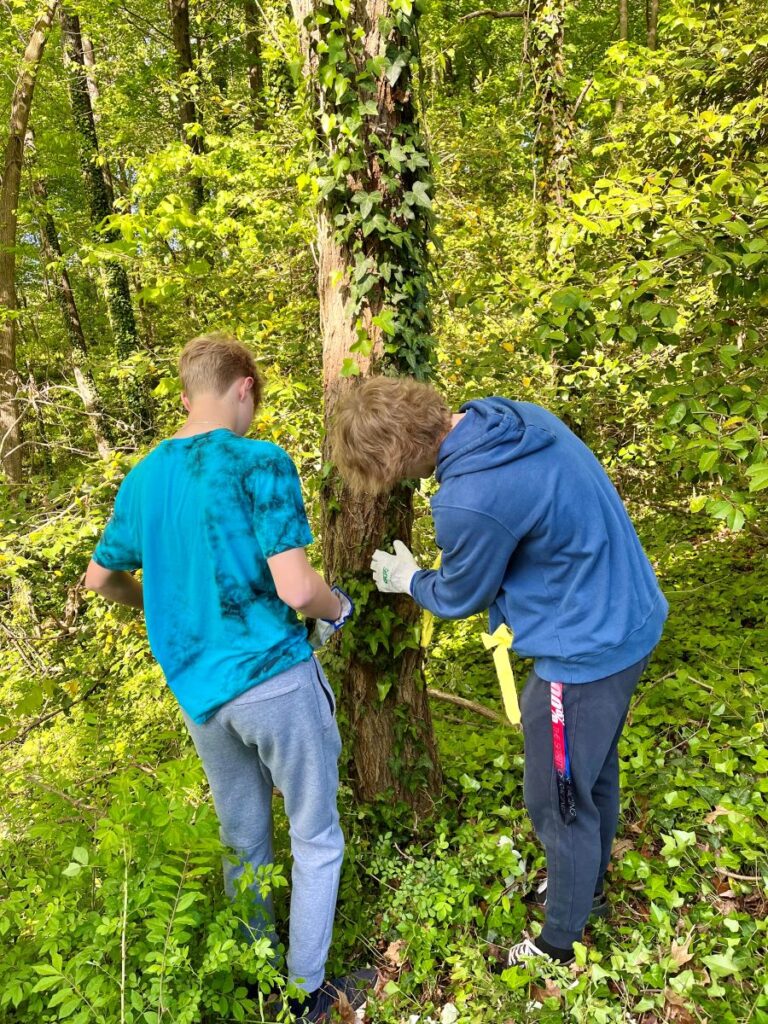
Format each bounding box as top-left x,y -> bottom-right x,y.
88,338 -> 666,998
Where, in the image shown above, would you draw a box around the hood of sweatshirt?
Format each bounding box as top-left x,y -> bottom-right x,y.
435,397 -> 556,483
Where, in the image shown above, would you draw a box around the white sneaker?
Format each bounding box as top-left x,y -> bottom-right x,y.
504,936 -> 575,968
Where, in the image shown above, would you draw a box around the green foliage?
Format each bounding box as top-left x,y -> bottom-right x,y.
2,0 -> 768,1021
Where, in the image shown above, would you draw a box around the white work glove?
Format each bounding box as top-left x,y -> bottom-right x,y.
371,540 -> 420,595
308,586 -> 354,649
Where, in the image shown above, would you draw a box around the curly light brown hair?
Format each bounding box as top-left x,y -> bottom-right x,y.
179,331 -> 262,403
331,377 -> 452,494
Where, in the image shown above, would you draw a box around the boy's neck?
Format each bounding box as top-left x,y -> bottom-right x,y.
173,400 -> 239,439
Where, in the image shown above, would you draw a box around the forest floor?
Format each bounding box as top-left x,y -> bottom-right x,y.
1,512 -> 767,1024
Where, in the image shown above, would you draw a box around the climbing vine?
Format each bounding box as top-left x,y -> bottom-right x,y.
303,0 -> 435,377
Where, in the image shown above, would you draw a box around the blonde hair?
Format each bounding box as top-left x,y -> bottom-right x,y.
331,377 -> 452,494
179,331 -> 261,402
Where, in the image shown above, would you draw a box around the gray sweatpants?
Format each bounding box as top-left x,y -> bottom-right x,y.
521,653 -> 651,948
183,655 -> 343,993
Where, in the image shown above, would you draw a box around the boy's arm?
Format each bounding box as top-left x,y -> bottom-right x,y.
84,559 -> 144,610
267,548 -> 342,621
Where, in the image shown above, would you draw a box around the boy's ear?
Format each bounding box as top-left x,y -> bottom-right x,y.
239,376 -> 254,402
181,392 -> 192,413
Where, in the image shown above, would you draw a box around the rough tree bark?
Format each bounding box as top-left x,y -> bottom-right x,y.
168,0 -> 205,209
290,0 -> 441,808
0,0 -> 60,484
61,8 -> 152,435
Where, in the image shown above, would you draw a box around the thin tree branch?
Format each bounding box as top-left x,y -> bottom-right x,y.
0,678 -> 107,750
572,76 -> 594,117
459,7 -> 526,21
427,687 -> 509,724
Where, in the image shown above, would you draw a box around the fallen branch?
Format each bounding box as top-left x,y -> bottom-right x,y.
715,867 -> 763,883
428,687 -> 509,724
459,7 -> 526,21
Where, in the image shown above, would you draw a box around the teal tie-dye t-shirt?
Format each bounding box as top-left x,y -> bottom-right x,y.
93,429 -> 314,723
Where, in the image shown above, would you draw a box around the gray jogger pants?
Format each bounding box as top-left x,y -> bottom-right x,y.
521,653 -> 651,948
183,655 -> 343,992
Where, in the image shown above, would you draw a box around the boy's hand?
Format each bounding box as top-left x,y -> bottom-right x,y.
371,541 -> 420,594
308,586 -> 354,649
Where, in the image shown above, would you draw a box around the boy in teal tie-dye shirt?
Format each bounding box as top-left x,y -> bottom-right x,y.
85,333 -> 369,1021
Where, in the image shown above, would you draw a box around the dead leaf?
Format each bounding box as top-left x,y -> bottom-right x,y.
334,991 -> 357,1024
670,939 -> 694,967
384,939 -> 407,967
714,897 -> 738,915
612,837 -> 634,859
704,805 -> 731,824
531,978 -> 562,1002
664,988 -> 697,1024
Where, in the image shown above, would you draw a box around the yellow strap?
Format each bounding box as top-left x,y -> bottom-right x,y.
420,553 -> 519,726
481,623 -> 520,725
419,553 -> 442,648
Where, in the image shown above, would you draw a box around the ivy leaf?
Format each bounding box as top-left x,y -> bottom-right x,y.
703,950 -> 741,977
410,180 -> 432,209
340,358 -> 361,377
372,309 -> 397,335
385,55 -> 407,86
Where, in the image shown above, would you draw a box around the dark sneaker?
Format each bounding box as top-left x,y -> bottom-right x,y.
298,969 -> 378,1022
523,877 -> 609,919
503,935 -> 575,968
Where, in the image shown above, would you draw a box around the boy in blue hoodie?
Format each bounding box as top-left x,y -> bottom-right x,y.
331,376 -> 668,968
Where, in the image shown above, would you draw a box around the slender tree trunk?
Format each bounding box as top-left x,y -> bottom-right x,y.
646,0 -> 658,49
290,0 -> 441,808
81,33 -> 116,204
168,0 -> 205,209
30,172 -> 112,459
61,8 -> 151,435
0,0 -> 59,484
615,0 -> 628,116
244,0 -> 265,129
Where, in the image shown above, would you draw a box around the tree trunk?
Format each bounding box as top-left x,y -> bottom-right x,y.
244,0 -> 265,130
81,33 -> 116,204
528,0 -> 573,256
61,8 -> 151,436
290,0 -> 441,808
615,0 -> 628,116
646,0 -> 658,49
168,0 -> 205,209
0,0 -> 59,484
30,171 -> 112,459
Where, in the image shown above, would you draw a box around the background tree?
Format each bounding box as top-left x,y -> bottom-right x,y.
0,0 -> 60,484
61,7 -> 152,437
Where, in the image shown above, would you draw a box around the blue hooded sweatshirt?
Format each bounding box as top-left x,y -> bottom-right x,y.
410,398 -> 668,683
